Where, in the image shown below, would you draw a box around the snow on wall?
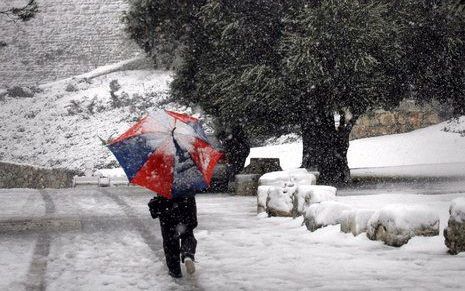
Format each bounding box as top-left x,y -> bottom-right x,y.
0,0 -> 143,88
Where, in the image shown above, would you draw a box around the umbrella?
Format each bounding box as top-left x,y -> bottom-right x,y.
107,110 -> 223,199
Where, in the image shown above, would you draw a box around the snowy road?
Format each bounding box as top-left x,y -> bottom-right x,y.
1,186 -> 465,290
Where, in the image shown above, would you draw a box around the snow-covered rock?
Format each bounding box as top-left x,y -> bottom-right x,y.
266,184 -> 296,217
449,197 -> 465,223
340,209 -> 375,236
303,201 -> 352,232
257,186 -> 272,214
258,168 -> 316,187
293,185 -> 337,216
444,198 -> 465,254
235,174 -> 260,196
257,168 -> 318,215
367,205 -> 440,247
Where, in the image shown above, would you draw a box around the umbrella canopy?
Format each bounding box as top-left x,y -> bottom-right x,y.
107,110 -> 223,199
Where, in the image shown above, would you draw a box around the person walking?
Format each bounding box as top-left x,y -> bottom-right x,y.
148,193 -> 198,278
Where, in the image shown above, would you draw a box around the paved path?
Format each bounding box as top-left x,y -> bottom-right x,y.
0,187 -> 205,291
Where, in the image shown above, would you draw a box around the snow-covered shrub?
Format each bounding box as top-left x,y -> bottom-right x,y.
7,86 -> 35,98
259,168 -> 316,187
367,205 -> 439,247
444,198 -> 465,255
303,201 -> 352,232
340,209 -> 375,236
65,83 -> 79,92
266,184 -> 296,217
293,185 -> 337,216
65,100 -> 84,116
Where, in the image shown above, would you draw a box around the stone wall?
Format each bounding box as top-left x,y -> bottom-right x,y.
0,0 -> 143,88
350,101 -> 449,140
0,162 -> 80,189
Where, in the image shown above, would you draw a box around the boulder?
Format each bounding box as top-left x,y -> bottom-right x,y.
266,184 -> 296,217
257,185 -> 272,214
367,205 -> 439,247
292,185 -> 337,217
340,209 -> 375,236
242,158 -> 282,175
303,201 -> 352,232
444,198 -> 465,255
235,174 -> 260,196
259,168 -> 316,187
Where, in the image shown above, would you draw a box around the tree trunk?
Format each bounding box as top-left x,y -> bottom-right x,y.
301,109 -> 357,185
216,125 -> 251,182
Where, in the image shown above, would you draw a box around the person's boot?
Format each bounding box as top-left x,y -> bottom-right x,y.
169,270 -> 182,278
168,263 -> 182,278
184,257 -> 195,275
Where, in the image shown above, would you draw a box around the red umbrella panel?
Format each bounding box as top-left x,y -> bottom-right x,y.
107,110 -> 223,199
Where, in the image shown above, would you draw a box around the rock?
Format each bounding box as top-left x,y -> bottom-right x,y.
340,209 -> 375,236
292,185 -> 337,217
266,184 -> 296,217
303,201 -> 352,232
444,198 -> 465,255
235,174 -> 260,196
257,185 -> 271,214
6,86 -> 35,98
242,158 -> 281,175
367,205 -> 439,247
259,168 -> 316,187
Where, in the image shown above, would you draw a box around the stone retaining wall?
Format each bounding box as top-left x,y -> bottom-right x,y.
0,162 -> 80,189
0,0 -> 143,88
350,101 -> 450,139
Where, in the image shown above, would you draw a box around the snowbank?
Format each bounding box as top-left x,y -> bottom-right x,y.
367,205 -> 440,247
303,201 -> 352,232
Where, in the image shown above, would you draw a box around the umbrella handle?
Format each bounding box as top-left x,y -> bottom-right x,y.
171,119 -> 177,136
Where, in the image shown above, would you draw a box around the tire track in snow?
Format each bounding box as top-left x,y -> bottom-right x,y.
24,190 -> 54,291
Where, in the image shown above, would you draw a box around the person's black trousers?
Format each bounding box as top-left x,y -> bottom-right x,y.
158,196 -> 198,276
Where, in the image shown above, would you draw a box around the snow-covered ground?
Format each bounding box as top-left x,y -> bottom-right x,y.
247,117 -> 465,172
1,188 -> 464,290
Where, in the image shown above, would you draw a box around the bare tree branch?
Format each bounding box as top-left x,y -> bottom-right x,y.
0,0 -> 38,22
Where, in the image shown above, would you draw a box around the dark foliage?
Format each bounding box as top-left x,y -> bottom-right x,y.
0,0 -> 38,22
124,0 -> 465,184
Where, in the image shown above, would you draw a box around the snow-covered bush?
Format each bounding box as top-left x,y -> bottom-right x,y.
7,86 -> 36,98
340,209 -> 375,236
303,201 -> 352,232
367,205 -> 439,247
293,185 -> 337,216
266,184 -> 296,217
444,198 -> 465,255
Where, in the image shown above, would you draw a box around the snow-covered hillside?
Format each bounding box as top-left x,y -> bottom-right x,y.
0,69 -> 181,171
